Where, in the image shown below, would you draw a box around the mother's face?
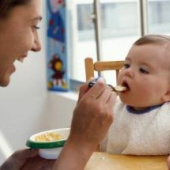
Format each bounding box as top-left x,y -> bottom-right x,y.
0,0 -> 42,86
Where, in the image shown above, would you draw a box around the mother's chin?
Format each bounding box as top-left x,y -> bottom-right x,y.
0,71 -> 13,87
0,78 -> 10,87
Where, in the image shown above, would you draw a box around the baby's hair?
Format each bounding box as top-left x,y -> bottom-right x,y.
134,35 -> 170,74
134,34 -> 170,46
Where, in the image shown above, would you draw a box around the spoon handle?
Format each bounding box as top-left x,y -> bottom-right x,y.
88,81 -> 125,92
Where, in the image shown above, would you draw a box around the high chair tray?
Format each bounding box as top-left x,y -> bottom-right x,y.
85,152 -> 167,170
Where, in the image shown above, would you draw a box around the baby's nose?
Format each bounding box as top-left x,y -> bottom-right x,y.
125,68 -> 134,78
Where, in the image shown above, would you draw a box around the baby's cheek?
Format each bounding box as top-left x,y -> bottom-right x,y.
138,88 -> 155,103
137,86 -> 149,94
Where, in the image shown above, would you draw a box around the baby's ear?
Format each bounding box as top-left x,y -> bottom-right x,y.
162,90 -> 170,102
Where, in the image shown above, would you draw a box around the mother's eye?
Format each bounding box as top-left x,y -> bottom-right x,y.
33,25 -> 40,30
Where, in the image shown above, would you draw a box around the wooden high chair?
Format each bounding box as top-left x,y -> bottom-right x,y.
85,57 -> 124,84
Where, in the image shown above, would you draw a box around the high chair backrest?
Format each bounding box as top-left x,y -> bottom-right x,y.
85,57 -> 124,84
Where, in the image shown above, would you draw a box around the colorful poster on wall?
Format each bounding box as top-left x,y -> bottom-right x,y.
46,0 -> 69,91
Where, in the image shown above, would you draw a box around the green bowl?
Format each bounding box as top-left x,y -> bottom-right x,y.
26,128 -> 70,149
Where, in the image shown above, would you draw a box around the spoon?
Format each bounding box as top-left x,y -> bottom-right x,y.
88,81 -> 127,92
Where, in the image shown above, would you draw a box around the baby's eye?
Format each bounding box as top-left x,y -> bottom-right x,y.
139,68 -> 149,74
124,63 -> 130,69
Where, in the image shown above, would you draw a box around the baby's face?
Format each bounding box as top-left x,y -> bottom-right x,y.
118,44 -> 170,110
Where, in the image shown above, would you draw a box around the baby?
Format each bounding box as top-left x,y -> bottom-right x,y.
101,34 -> 170,155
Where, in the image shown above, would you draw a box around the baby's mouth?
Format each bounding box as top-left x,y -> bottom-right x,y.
121,81 -> 130,91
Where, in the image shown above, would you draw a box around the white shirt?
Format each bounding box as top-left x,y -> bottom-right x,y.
101,98 -> 170,155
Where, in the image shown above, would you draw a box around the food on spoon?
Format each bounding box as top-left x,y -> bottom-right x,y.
114,85 -> 127,92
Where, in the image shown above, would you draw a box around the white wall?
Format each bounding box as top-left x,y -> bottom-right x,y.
0,1 -> 77,164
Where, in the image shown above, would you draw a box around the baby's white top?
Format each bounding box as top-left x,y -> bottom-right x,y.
101,98 -> 170,155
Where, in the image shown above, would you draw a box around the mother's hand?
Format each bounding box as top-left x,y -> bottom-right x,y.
21,155 -> 55,170
0,149 -> 38,170
70,77 -> 116,149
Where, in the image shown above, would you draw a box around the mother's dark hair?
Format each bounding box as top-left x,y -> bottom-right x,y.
0,0 -> 31,18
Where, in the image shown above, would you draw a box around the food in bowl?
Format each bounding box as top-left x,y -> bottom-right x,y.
34,132 -> 63,142
26,128 -> 70,159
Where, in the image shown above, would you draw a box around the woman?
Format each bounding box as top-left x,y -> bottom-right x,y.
0,0 -> 115,169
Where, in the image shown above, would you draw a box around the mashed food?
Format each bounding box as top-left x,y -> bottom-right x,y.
35,132 -> 62,142
114,85 -> 127,92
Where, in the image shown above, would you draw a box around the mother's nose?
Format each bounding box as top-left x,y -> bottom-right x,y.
31,34 -> 41,52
